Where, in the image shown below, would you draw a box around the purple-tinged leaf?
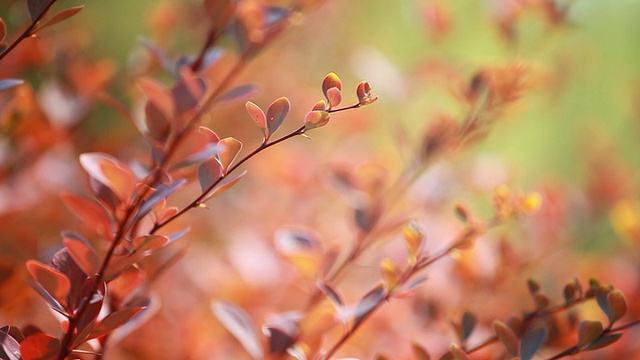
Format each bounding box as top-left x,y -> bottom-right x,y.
198,157 -> 223,192
212,301 -> 264,360
266,97 -> 290,137
172,67 -> 205,116
138,37 -> 173,75
25,278 -> 65,315
520,326 -> 547,360
26,260 -> 70,307
63,232 -> 99,277
20,333 -> 59,360
353,284 -> 386,327
38,5 -> 83,31
61,192 -> 112,238
317,281 -> 344,306
134,179 -> 186,221
216,84 -> 259,107
245,101 -> 267,138
411,341 -> 431,360
460,311 -> 476,342
167,227 -> 190,243
90,177 -> 120,213
73,276 -> 106,336
0,327 -> 21,360
137,77 -> 175,119
144,101 -> 171,142
50,248 -> 90,308
0,79 -> 24,93
583,332 -> 622,351
274,228 -> 319,253
263,326 -> 296,355
27,0 -> 49,22
265,6 -> 290,27
109,294 -> 160,346
132,235 -> 170,255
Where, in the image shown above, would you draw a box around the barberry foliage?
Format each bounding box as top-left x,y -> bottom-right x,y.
1,1 -> 639,360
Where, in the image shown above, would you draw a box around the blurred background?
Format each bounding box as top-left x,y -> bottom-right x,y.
2,0 -> 640,358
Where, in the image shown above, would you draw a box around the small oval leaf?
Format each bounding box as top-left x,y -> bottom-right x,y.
493,321 -> 519,357
63,232 -> 99,277
26,260 -> 71,307
216,137 -> 243,173
266,97 -> 290,137
212,301 -> 264,360
520,326 -> 547,360
304,111 -> 330,131
39,5 -> 84,30
198,157 -> 223,193
245,101 -> 267,130
354,284 -> 386,327
606,290 -> 627,325
577,320 -> 604,349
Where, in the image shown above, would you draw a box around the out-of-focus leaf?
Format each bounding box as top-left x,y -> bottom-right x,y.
403,221 -> 425,264
577,320 -> 604,349
25,279 -> 65,315
212,301 -> 264,360
50,249 -> 90,310
216,137 -> 242,173
263,325 -> 296,355
322,73 -> 342,101
26,260 -> 70,307
266,97 -> 290,137
520,326 -> 547,360
216,84 -> 259,107
167,227 -> 190,243
132,235 -> 170,255
20,333 -> 59,360
0,327 -> 21,360
204,0 -> 234,28
317,281 -> 344,306
411,342 -> 431,360
73,276 -> 106,333
460,311 -> 476,342
27,0 -> 49,22
353,284 -> 385,328
38,6 -> 84,30
583,332 -> 623,351
62,232 -> 99,277
138,37 -> 173,74
137,77 -> 175,118
245,101 -> 268,139
0,79 -> 23,92
325,87 -> 342,108
172,67 -> 205,116
380,259 -> 399,291
493,321 -> 519,357
61,192 -> 112,238
198,157 -> 223,192
79,153 -> 136,202
449,344 -> 471,360
202,170 -> 247,203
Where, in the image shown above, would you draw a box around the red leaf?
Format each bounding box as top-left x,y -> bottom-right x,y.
144,101 -> 171,142
61,192 -> 112,238
202,171 -> 247,203
266,97 -> 290,138
212,301 -> 263,360
304,110 -> 330,131
132,235 -> 170,254
79,153 -> 136,202
216,137 -> 242,173
63,233 -> 99,277
20,333 -> 60,360
137,77 -> 175,118
86,307 -> 144,342
39,5 -> 84,30
26,260 -> 70,307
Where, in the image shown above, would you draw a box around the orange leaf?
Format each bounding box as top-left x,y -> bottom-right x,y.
61,192 -> 112,238
79,153 -> 136,202
216,137 -> 242,173
26,260 -> 71,308
39,6 -> 84,31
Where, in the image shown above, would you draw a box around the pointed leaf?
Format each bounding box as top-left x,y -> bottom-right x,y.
27,0 -> 49,22
449,344 -> 471,360
411,342 -> 431,360
79,153 -> 136,202
216,137 -> 242,173
63,232 -> 99,277
461,311 -> 476,342
380,259 -> 399,291
216,84 -> 259,106
577,320 -> 604,349
26,260 -> 70,307
354,284 -> 385,327
25,278 -> 65,315
583,332 -> 623,351
0,79 -> 24,93
266,97 -> 290,137
317,281 -> 344,306
39,6 -> 84,30
520,326 -> 547,360
137,77 -> 175,118
135,179 -> 186,221
322,72 -> 342,99
86,307 -> 144,341
212,301 -> 264,360
198,157 -> 223,192
20,333 -> 59,360
0,328 -> 21,360
132,235 -> 170,254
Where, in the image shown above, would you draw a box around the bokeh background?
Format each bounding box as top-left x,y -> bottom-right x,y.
2,0 -> 640,358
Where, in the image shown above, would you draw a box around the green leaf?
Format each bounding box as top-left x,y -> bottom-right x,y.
266,97 -> 290,137
520,326 -> 547,360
